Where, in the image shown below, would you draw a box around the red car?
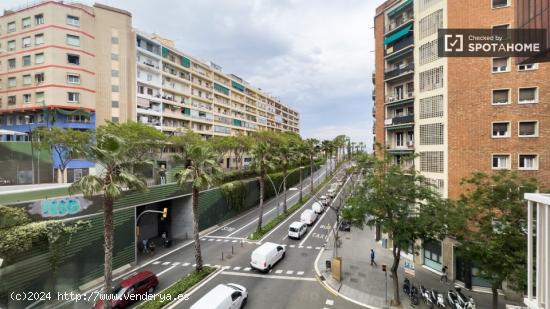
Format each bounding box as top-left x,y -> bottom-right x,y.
94,271 -> 159,309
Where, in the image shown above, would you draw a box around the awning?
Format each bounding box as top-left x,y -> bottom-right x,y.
384,24 -> 412,45
388,0 -> 413,17
0,129 -> 27,136
386,123 -> 413,131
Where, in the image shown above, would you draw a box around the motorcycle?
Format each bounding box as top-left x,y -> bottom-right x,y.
447,288 -> 476,309
403,278 -> 411,295
420,285 -> 435,307
432,289 -> 446,308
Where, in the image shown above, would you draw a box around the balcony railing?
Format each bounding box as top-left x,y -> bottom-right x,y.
385,63 -> 414,80
385,16 -> 413,34
385,35 -> 414,56
385,92 -> 414,104
385,114 -> 414,126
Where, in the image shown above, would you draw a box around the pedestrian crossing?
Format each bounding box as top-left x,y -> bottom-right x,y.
150,260 -> 310,278
200,237 -> 322,250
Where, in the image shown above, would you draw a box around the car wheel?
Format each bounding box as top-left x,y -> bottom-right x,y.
147,287 -> 154,294
282,252 -> 286,259
241,297 -> 248,308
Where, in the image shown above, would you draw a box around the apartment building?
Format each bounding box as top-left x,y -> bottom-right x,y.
374,0 -> 550,290
0,1 -> 136,181
134,31 -> 300,138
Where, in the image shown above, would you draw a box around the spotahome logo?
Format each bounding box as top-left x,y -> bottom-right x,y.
438,29 -> 547,58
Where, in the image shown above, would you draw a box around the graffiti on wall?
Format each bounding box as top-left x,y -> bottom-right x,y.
27,197 -> 93,218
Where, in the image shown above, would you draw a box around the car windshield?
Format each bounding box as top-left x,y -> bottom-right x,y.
113,286 -> 127,300
289,227 -> 298,232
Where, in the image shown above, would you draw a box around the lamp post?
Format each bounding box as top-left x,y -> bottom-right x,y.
24,115 -> 35,184
265,169 -> 301,216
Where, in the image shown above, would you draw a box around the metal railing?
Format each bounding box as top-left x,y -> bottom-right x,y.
384,63 -> 414,80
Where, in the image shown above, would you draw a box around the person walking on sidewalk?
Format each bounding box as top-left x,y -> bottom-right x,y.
440,265 -> 449,283
370,249 -> 377,266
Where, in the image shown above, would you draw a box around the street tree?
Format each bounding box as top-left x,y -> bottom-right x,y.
321,140 -> 333,179
70,132 -> 147,309
209,136 -> 234,167
454,171 -> 537,309
274,133 -> 301,214
174,143 -> 221,271
35,127 -> 90,183
232,134 -> 253,170
343,151 -> 451,306
304,138 -> 319,194
170,130 -> 203,166
250,132 -> 276,232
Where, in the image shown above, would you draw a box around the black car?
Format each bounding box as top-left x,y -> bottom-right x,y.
339,219 -> 351,232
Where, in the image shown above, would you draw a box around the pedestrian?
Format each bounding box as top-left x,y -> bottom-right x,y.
440,265 -> 449,283
159,164 -> 167,185
370,249 -> 377,266
142,239 -> 149,254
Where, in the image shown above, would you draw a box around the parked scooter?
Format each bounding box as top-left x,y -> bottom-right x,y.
447,288 -> 476,309
420,285 -> 435,308
403,278 -> 420,306
403,278 -> 411,295
432,289 -> 446,308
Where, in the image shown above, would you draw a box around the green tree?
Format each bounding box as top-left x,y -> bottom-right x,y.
175,143 -> 220,271
274,133 -> 300,214
304,138 -> 319,194
233,134 -> 253,170
250,132 -> 276,232
333,135 -> 346,164
343,151 -> 450,306
70,133 -> 146,309
454,171 -> 537,309
170,130 -> 204,166
321,140 -> 332,179
35,127 -> 90,183
209,136 -> 234,167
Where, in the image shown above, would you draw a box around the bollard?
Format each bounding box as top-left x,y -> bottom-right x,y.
240,240 -> 243,247
232,246 -> 234,255
221,251 -> 224,261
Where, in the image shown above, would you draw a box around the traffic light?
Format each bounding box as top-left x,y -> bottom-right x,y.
162,208 -> 168,219
382,264 -> 386,272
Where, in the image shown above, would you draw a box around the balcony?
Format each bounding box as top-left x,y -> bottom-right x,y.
385,93 -> 414,105
385,114 -> 414,127
385,16 -> 413,34
372,106 -> 376,117
384,63 -> 414,80
385,35 -> 414,57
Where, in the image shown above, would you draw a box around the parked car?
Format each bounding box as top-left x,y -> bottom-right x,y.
339,219 -> 351,232
327,183 -> 339,197
190,283 -> 248,309
94,271 -> 158,309
319,195 -> 330,206
250,242 -> 286,272
311,201 -> 324,214
288,221 -> 307,239
300,209 -> 318,226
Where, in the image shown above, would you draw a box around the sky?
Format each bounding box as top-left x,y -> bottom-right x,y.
2,0 -> 382,148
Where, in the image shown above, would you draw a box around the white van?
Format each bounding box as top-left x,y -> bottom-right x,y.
300,209 -> 318,225
250,242 -> 286,272
288,221 -> 307,239
319,195 -> 330,206
190,283 -> 248,309
312,201 -> 324,214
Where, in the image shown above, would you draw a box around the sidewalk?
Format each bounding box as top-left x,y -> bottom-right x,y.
315,225 -> 525,309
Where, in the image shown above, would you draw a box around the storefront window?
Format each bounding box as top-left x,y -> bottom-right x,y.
423,240 -> 442,270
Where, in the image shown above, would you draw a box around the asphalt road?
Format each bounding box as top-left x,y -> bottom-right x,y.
53,160 -> 363,309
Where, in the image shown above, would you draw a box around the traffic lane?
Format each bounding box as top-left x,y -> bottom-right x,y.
179,272 -> 362,309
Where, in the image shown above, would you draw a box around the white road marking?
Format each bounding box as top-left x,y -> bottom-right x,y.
244,267 -> 251,271
205,235 -> 246,240
299,246 -> 304,248
223,266 -> 231,270
165,268 -> 224,309
290,245 -> 295,248
315,247 -> 321,250
216,239 -> 222,242
297,271 -> 305,275
275,270 -> 283,274
286,270 -> 294,275
232,240 -> 237,243
223,239 -> 229,242
162,262 -> 171,266
156,265 -> 176,277
215,265 -> 221,268
226,206 -> 278,237
152,261 -> 160,265
182,263 -> 190,267
192,264 -> 196,267
282,235 -> 288,241
307,246 -> 312,249
233,267 -> 241,271
221,271 -> 316,281
204,264 -> 211,267
326,299 -> 334,306
172,262 -> 180,266
208,239 -> 214,242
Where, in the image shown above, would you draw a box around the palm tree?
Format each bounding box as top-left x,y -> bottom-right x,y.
250,137 -> 275,232
71,133 -> 146,309
304,138 -> 319,194
174,143 -> 220,271
275,134 -> 300,214
333,135 -> 346,164
321,140 -> 332,179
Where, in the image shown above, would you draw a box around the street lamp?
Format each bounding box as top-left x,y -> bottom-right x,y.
24,115 -> 35,184
265,169 -> 302,216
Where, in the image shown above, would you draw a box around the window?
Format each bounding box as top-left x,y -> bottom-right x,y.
34,14 -> 44,25
7,40 -> 16,51
112,85 -> 119,92
7,22 -> 16,33
67,115 -> 89,123
492,122 -> 510,137
67,54 -> 80,65
111,117 -> 119,123
66,35 -> 80,46
420,95 -> 444,119
518,63 -> 537,71
35,33 -> 44,45
67,92 -> 80,103
492,57 -> 509,72
23,74 -> 32,85
519,155 -> 538,170
66,15 -> 80,26
492,89 -> 510,105
35,53 -> 44,64
419,10 -> 443,39
518,121 -> 538,137
23,94 -> 31,104
22,17 -> 31,29
8,58 -> 16,69
492,24 -> 510,40
419,40 -> 439,65
420,151 -> 444,173
67,74 -> 80,84
35,73 -> 45,84
20,55 -> 31,67
22,36 -> 31,48
112,100 -> 119,108
519,87 -> 538,104
8,96 -> 16,105
492,154 -> 510,169
420,123 -> 444,145
111,53 -> 119,61
111,37 -> 119,44
7,77 -> 16,88
111,70 -> 119,77
419,66 -> 444,92
492,0 -> 509,8
35,92 -> 44,103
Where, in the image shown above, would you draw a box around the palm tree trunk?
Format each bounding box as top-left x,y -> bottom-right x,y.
192,187 -> 203,271
283,167 -> 288,214
299,168 -> 303,203
103,196 -> 114,309
310,157 -> 314,194
257,173 -> 264,232
391,246 -> 401,306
